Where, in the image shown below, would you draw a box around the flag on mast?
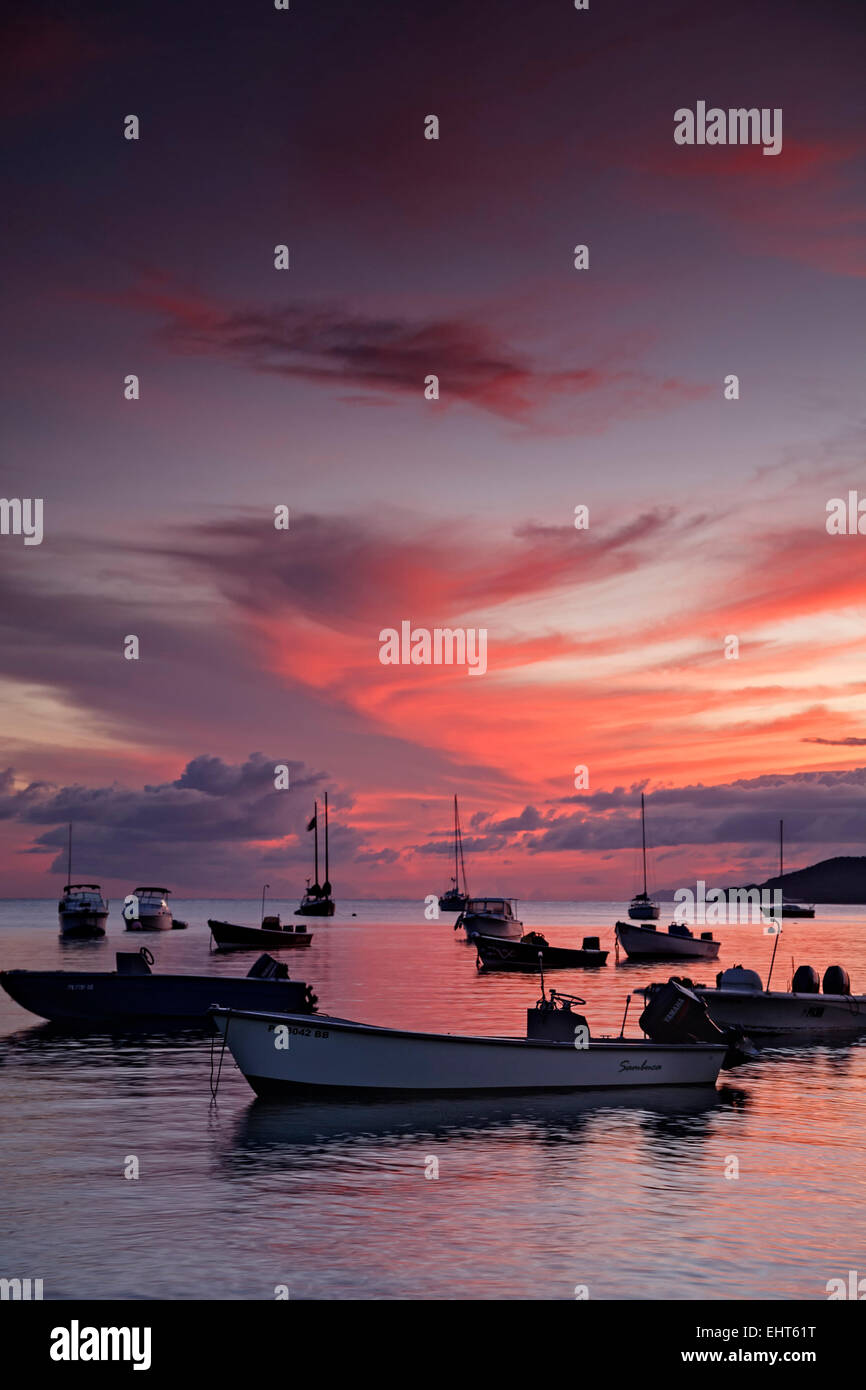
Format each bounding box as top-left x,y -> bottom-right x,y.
306,814 -> 317,831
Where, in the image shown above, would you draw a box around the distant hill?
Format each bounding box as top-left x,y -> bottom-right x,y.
656,857 -> 866,904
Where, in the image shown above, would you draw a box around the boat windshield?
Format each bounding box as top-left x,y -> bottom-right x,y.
63,887 -> 105,908
467,898 -> 511,916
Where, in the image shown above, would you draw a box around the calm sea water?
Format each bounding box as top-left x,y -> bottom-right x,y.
1,899 -> 864,1300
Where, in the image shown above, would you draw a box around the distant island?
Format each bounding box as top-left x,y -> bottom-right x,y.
656,856 -> 866,905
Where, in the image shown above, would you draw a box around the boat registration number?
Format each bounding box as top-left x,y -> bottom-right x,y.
268,1024 -> 330,1038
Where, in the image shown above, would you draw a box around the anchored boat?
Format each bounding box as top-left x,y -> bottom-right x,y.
455,897 -> 522,939
615,919 -> 720,961
57,825 -> 108,939
210,918 -> 312,950
211,983 -> 728,1097
295,794 -> 335,916
652,963 -> 866,1040
438,794 -> 470,912
475,931 -> 608,971
627,793 -> 660,920
124,886 -> 174,931
762,820 -> 816,919
0,948 -> 317,1027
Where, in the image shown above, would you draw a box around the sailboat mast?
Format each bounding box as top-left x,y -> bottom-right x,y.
324,792 -> 329,888
458,801 -> 467,894
453,795 -> 459,885
641,793 -> 648,895
780,818 -> 784,880
66,823 -> 72,885
314,800 -> 319,885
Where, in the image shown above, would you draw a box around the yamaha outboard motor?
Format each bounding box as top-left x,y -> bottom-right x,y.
823,965 -> 851,996
639,978 -> 757,1068
792,964 -> 820,994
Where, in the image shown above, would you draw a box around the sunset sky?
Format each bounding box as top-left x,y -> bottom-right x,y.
1,0 -> 865,899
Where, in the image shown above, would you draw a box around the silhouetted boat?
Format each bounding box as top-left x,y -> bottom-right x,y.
761,820 -> 816,918
438,795 -> 469,912
57,825 -> 108,939
615,919 -> 720,961
210,918 -> 312,950
212,984 -> 727,1097
0,948 -> 317,1027
295,793 -> 335,916
475,931 -> 608,971
642,964 -> 866,1039
627,793 -> 660,919
455,897 -> 522,939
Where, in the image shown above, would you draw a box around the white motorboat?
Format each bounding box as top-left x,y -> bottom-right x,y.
58,884 -> 109,939
455,897 -> 522,939
615,919 -> 720,961
125,886 -> 174,931
627,793 -> 660,919
211,986 -> 727,1097
692,963 -> 866,1038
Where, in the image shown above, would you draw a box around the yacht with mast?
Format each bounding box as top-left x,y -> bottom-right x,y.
57,824 -> 109,939
295,792 -> 335,917
763,819 -> 815,919
627,793 -> 660,920
438,795 -> 469,912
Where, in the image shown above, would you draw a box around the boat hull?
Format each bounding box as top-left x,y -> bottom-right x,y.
209,919 -> 312,950
294,899 -> 335,917
125,913 -> 172,931
475,935 -> 608,970
628,901 -> 660,921
615,921 -> 720,961
58,911 -> 107,939
696,986 -> 866,1037
0,969 -> 315,1027
438,893 -> 469,912
458,913 -> 522,940
212,1009 -> 724,1096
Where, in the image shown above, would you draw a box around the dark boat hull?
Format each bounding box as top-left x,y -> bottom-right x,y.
209,919 -> 312,950
0,968 -> 315,1027
475,935 -> 608,971
294,899 -> 335,917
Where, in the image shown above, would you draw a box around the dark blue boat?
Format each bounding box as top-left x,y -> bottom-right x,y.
0,948 -> 317,1027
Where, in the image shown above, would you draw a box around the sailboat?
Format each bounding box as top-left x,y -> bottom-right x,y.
627,792 -> 660,920
762,819 -> 815,919
57,823 -> 109,939
295,793 -> 336,917
438,795 -> 469,912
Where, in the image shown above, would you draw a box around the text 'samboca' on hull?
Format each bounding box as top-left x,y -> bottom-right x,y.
615,919 -> 720,961
647,963 -> 866,1039
475,931 -> 608,971
455,897 -> 523,939
0,949 -> 317,1027
211,982 -> 734,1098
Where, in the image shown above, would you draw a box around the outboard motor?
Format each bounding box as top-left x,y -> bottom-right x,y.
823,965 -> 851,996
246,953 -> 290,981
639,978 -> 724,1045
792,964 -> 820,994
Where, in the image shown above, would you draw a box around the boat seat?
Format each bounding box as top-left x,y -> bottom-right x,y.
116,952 -> 152,975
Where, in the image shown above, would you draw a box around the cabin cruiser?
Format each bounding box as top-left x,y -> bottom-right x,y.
211,980 -> 734,1099
455,897 -> 522,939
125,886 -> 174,931
615,919 -> 720,961
652,963 -> 866,1040
58,884 -> 109,939
0,948 -> 317,1028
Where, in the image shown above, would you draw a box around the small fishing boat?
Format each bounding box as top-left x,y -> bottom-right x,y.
211,984 -> 728,1098
761,820 -> 816,918
627,793 -> 660,920
475,931 -> 608,971
124,886 -> 174,931
210,918 -> 312,950
295,794 -> 335,916
0,949 -> 317,1027
645,946 -> 866,1038
615,919 -> 720,961
455,897 -> 522,939
57,825 -> 108,939
438,794 -> 470,912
